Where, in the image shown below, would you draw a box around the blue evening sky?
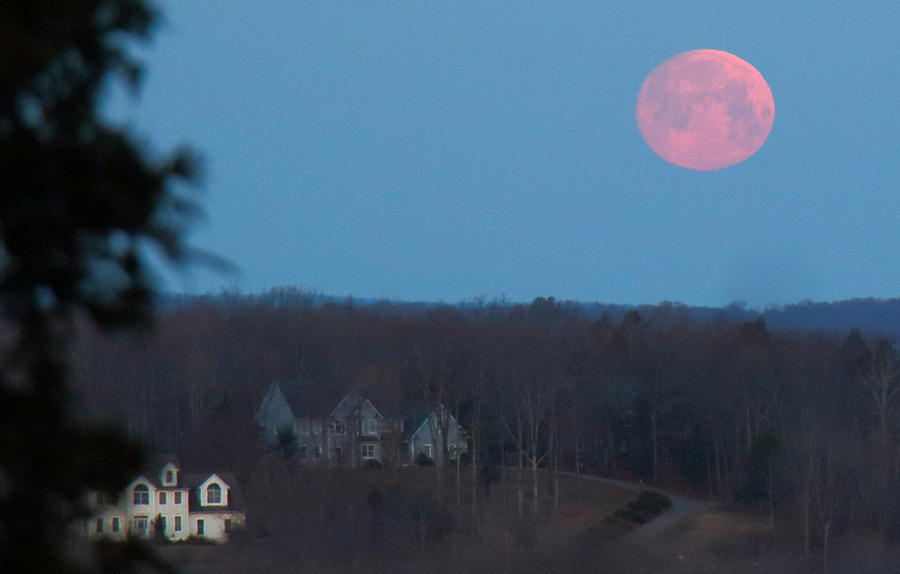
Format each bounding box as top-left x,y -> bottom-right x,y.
119,2 -> 900,308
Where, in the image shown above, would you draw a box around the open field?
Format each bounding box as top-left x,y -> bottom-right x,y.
157,466 -> 637,573
157,466 -> 900,574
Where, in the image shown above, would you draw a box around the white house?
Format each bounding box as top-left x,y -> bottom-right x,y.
84,456 -> 245,543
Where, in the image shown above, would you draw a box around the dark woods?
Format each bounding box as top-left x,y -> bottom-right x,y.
71,292 -> 900,570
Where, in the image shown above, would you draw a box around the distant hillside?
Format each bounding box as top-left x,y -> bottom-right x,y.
761,298 -> 900,337
161,288 -> 900,339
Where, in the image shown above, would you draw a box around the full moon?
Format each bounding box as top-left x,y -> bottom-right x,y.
636,49 -> 774,171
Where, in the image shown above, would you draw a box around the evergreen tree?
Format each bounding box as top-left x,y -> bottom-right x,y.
0,2 -> 197,571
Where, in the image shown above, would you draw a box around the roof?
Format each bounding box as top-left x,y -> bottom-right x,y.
257,381 -> 294,423
129,455 -> 181,488
185,472 -> 245,513
140,454 -> 181,486
398,403 -> 465,440
330,391 -> 385,420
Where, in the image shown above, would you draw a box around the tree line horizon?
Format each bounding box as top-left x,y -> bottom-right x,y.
162,286 -> 900,338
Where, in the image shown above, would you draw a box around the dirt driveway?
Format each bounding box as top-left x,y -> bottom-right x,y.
559,471 -> 713,540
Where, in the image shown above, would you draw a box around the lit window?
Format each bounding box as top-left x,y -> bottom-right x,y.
132,484 -> 149,505
159,492 -> 167,505
174,491 -> 182,505
206,483 -> 222,505
197,519 -> 205,536
174,515 -> 182,532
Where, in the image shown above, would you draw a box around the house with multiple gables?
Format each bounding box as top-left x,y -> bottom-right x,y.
84,455 -> 245,543
256,381 -> 467,466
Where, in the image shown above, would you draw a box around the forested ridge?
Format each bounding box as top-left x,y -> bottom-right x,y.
161,290 -> 900,338
73,290 -> 900,570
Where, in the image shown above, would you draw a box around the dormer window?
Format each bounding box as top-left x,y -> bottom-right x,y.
132,484 -> 149,505
206,483 -> 222,505
161,465 -> 178,486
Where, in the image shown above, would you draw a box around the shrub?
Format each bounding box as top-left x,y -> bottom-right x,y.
415,452 -> 435,466
613,490 -> 672,525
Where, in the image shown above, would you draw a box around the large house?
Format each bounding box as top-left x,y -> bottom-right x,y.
84,456 -> 245,543
256,381 -> 467,466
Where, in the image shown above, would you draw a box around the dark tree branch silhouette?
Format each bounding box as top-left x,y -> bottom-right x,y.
0,1 -> 199,571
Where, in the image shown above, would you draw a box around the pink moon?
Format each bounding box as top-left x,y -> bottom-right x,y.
635,49 -> 775,171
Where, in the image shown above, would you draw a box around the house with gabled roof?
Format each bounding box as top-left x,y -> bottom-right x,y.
327,391 -> 387,464
400,403 -> 468,466
256,381 -> 467,467
256,380 -> 331,462
84,455 -> 245,543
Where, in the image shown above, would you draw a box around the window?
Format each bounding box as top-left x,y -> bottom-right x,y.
365,419 -> 377,434
165,470 -> 175,484
314,445 -> 322,459
174,491 -> 182,505
112,517 -> 120,532
159,492 -> 167,505
158,516 -> 166,534
360,443 -> 376,459
132,484 -> 149,505
174,515 -> 182,532
423,444 -> 433,458
196,519 -> 205,536
134,516 -> 148,533
225,519 -> 233,533
449,444 -> 459,460
298,445 -> 308,460
95,518 -> 103,533
331,421 -> 346,434
206,483 -> 222,505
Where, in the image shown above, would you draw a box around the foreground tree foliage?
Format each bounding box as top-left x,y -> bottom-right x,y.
0,1 -> 197,571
